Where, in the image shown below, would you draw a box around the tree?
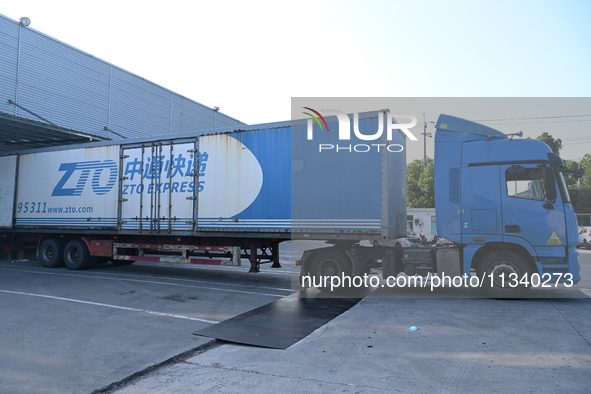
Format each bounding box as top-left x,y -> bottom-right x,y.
569,187 -> 591,213
532,133 -> 591,212
407,158 -> 434,208
565,153 -> 591,213
579,153 -> 591,187
536,132 -> 562,154
405,148 -> 591,213
563,159 -> 579,187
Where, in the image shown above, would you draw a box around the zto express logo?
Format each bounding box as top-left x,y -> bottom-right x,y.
303,108 -> 418,153
52,160 -> 118,196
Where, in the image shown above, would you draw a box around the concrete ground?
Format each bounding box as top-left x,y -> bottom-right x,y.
0,245 -> 589,393
0,245 -> 295,394
114,250 -> 591,394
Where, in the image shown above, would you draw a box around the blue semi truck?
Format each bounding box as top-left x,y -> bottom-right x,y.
296,113 -> 584,298
0,110 -> 583,297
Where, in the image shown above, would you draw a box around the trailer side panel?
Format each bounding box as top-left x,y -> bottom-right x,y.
14,145 -> 120,229
0,155 -> 17,228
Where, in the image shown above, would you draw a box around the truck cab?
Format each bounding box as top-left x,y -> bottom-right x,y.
434,114 -> 582,296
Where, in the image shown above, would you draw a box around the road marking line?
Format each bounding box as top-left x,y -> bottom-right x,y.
91,271 -> 294,292
0,267 -> 286,298
580,289 -> 591,298
3,264 -> 293,292
0,289 -> 218,324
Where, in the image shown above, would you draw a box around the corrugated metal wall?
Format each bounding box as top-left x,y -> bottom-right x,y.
0,14 -> 244,140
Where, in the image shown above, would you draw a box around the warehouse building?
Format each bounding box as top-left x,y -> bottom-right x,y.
0,14 -> 244,153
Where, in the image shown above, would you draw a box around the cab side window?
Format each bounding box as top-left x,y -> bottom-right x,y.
506,167 -> 547,201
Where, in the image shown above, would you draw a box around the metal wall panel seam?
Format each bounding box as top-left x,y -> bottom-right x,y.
107,66 -> 112,136
109,84 -> 175,109
18,86 -> 109,113
14,23 -> 22,116
9,103 -> 103,134
17,62 -> 110,94
18,47 -> 111,82
169,94 -> 173,134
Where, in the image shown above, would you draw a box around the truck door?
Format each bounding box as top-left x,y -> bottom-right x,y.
501,164 -> 567,259
119,141 -> 197,233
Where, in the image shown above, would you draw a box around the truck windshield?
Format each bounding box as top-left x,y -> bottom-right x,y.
557,171 -> 571,203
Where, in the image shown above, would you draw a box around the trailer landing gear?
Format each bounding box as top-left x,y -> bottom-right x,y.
247,242 -> 281,273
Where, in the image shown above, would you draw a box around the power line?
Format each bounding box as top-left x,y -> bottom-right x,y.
562,136 -> 591,142
474,114 -> 591,122
473,119 -> 591,127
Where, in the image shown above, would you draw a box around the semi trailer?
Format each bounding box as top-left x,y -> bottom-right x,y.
0,110 -> 583,297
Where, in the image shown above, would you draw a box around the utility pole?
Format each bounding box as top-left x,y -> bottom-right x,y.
420,115 -> 433,167
423,113 -> 427,167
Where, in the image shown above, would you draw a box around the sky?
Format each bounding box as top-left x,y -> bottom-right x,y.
2,0 -> 591,162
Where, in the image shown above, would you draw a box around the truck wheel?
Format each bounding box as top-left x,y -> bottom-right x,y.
64,240 -> 91,270
309,249 -> 352,292
477,250 -> 532,298
39,238 -> 65,268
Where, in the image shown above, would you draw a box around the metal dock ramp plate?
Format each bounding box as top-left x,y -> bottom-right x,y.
194,290 -> 366,349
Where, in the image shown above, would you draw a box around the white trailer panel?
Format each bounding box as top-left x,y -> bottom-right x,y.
119,134 -> 264,233
14,145 -> 120,228
197,134 -> 263,222
120,142 -> 196,232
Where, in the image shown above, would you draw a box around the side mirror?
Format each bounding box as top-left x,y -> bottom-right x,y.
570,168 -> 585,179
544,167 -> 557,201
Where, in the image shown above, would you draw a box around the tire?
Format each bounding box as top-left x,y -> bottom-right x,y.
585,240 -> 590,250
63,239 -> 91,270
309,249 -> 353,292
39,238 -> 65,268
395,242 -> 402,247
477,250 -> 532,298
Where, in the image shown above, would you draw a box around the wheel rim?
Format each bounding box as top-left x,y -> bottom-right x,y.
69,248 -> 80,263
316,258 -> 341,277
489,261 -> 519,288
44,246 -> 54,261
